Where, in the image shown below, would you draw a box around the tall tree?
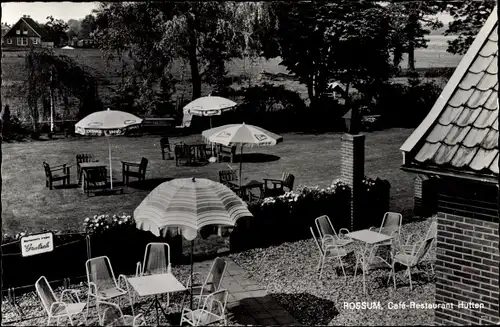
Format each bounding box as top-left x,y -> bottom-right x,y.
80,14 -> 97,39
445,0 -> 496,55
42,16 -> 69,47
67,19 -> 81,41
93,1 -> 262,106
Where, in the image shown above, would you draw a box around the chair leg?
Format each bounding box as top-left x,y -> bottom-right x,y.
338,257 -> 347,280
407,266 -> 413,290
56,316 -> 60,325
47,316 -> 52,326
319,255 -> 326,279
68,315 -> 74,326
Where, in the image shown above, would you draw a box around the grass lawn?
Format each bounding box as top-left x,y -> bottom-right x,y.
2,128 -> 415,237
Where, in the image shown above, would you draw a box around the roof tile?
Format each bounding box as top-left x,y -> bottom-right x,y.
469,148 -> 497,171
443,125 -> 470,145
479,38 -> 497,57
466,88 -> 493,108
493,117 -> 498,131
481,129 -> 498,149
448,88 -> 473,107
476,73 -> 498,91
489,153 -> 499,174
486,56 -> 498,74
434,144 -> 460,165
415,142 -> 441,162
469,54 -> 495,73
459,72 -> 484,90
483,91 -> 498,110
455,107 -> 482,126
462,127 -> 489,147
474,108 -> 497,128
427,124 -> 452,143
438,105 -> 465,125
450,147 -> 479,168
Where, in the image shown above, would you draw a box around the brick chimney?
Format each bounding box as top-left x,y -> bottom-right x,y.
340,133 -> 365,231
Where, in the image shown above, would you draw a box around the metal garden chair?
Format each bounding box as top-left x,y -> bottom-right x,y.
387,235 -> 435,290
134,242 -> 172,306
314,215 -> 353,248
85,256 -> 133,322
35,276 -> 86,326
183,257 -> 228,309
310,226 -> 349,280
180,289 -> 229,326
98,301 -> 146,326
401,221 -> 437,274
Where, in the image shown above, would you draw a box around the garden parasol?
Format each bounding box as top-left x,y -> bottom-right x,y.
133,177 -> 252,309
75,108 -> 142,189
202,123 -> 283,189
183,95 -> 237,162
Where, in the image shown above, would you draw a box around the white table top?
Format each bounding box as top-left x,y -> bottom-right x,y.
127,273 -> 186,297
347,229 -> 393,245
79,162 -> 106,168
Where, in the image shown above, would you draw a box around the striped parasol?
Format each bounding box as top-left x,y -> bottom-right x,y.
134,177 -> 252,309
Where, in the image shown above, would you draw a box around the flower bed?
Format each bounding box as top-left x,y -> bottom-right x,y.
230,177 -> 390,252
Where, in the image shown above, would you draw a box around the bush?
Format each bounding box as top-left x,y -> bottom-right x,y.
377,79 -> 442,128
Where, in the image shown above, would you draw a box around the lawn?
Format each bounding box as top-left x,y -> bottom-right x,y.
2,128 -> 415,236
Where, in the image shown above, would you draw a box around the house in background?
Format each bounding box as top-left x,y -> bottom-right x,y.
3,15 -> 53,48
400,7 -> 498,325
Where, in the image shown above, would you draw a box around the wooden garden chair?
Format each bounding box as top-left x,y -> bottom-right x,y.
43,161 -> 71,190
263,172 -> 295,197
122,157 -> 148,185
218,169 -> 240,194
175,144 -> 193,166
83,167 -> 108,196
76,154 -> 98,183
160,137 -> 173,160
35,276 -> 86,326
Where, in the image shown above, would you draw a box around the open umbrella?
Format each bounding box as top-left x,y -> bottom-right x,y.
202,123 -> 283,189
133,177 -> 252,308
184,95 -> 237,162
75,108 -> 143,189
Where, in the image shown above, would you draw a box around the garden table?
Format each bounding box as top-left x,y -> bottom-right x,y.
127,273 -> 186,326
347,229 -> 393,293
78,162 -> 107,190
228,180 -> 264,200
187,143 -> 209,164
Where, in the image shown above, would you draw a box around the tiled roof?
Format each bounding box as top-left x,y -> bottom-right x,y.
401,8 -> 498,179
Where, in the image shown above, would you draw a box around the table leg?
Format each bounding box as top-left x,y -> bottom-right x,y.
155,295 -> 160,326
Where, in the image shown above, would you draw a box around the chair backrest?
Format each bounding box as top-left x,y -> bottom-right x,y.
379,212 -> 402,237
142,242 -> 171,275
43,162 -> 51,178
175,144 -> 191,157
35,276 -> 59,316
310,227 -> 324,256
139,157 -> 148,173
414,237 -> 435,265
86,256 -> 118,294
199,289 -> 229,323
282,173 -> 295,191
160,137 -> 170,150
219,170 -> 237,184
204,257 -> 227,293
76,154 -> 94,165
314,215 -> 335,241
425,221 -> 437,241
99,301 -> 126,326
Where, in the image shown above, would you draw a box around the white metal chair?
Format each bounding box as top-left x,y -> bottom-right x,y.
370,212 -> 403,243
98,301 -> 146,326
135,242 -> 172,305
35,276 -> 87,326
387,235 -> 435,290
180,289 -> 229,326
310,227 -> 349,279
314,215 -> 353,248
401,221 -> 437,274
85,256 -> 132,322
183,257 -> 227,309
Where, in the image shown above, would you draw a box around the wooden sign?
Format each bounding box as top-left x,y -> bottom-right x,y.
21,232 -> 54,257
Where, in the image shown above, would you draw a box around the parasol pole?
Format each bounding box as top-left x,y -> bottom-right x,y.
190,239 -> 194,310
106,134 -> 113,189
239,144 -> 243,190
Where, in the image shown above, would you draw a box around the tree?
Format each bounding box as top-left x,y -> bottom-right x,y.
261,2 -> 393,110
67,19 -> 81,41
445,0 -> 496,55
25,47 -> 103,134
80,14 -> 97,39
93,2 -> 263,106
42,16 -> 69,47
386,1 -> 444,71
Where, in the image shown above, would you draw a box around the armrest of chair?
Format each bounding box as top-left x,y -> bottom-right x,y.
136,262 -> 142,277
122,161 -> 140,167
49,301 -> 70,315
61,289 -> 82,303
87,281 -> 98,297
338,228 -> 351,239
133,313 -> 146,326
404,233 -> 422,245
117,274 -> 129,293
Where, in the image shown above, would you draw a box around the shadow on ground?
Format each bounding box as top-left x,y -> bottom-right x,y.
233,153 -> 281,163
229,293 -> 338,326
126,177 -> 174,191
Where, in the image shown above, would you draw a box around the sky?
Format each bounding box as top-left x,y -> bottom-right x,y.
1,1 -> 454,26
1,2 -> 99,25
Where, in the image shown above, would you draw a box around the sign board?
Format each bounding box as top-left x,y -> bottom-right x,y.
21,232 -> 54,257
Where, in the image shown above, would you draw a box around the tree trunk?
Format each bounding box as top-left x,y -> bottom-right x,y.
407,11 -> 418,72
0,15 -> 3,289
50,70 -> 55,133
306,76 -> 314,105
186,16 -> 201,100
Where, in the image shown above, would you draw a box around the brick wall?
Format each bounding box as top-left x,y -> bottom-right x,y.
414,175 -> 427,215
340,133 -> 365,231
434,179 -> 499,325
